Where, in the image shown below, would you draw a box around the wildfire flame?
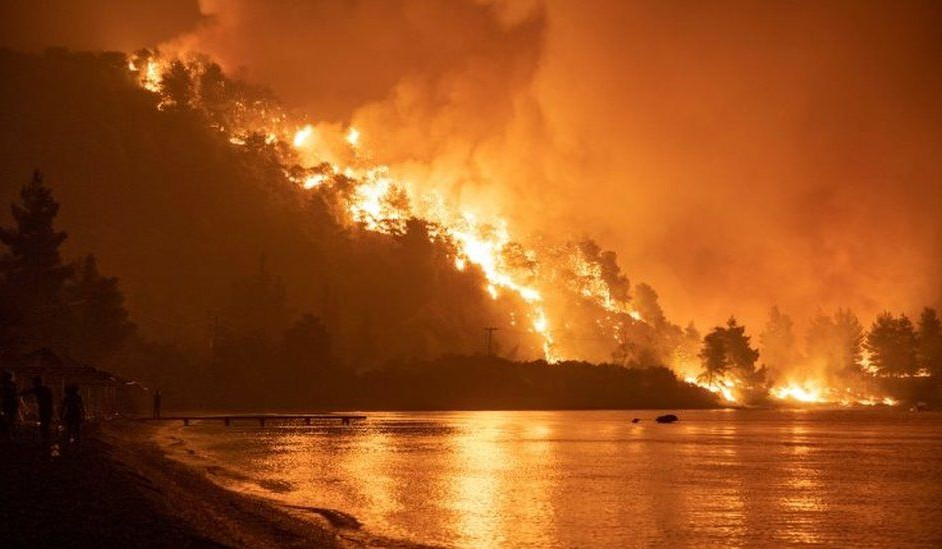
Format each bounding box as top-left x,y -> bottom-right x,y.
346,127 -> 360,148
120,53 -> 910,404
293,125 -> 314,148
125,53 -> 569,358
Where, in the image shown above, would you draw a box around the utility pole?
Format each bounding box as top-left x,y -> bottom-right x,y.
484,327 -> 499,357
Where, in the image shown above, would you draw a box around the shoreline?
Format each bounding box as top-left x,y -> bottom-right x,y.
0,421 -> 405,548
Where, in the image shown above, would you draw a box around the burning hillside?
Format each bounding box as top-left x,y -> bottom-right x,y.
120,50 -> 931,408
127,50 -> 649,365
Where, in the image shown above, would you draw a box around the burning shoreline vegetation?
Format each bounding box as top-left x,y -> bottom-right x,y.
124,50 -> 938,408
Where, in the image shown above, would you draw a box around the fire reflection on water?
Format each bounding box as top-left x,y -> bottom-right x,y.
161,410 -> 942,547
778,421 -> 826,545
450,414 -> 506,545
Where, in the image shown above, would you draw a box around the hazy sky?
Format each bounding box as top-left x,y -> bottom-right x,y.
2,0 -> 940,330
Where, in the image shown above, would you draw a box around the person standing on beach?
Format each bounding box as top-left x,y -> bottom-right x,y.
60,384 -> 85,445
153,389 -> 162,419
21,376 -> 53,443
0,371 -> 18,439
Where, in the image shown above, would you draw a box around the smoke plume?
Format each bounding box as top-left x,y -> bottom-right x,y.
3,0 -> 940,331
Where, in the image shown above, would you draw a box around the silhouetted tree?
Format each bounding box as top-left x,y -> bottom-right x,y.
834,308 -> 865,373
66,255 -> 135,362
198,61 -> 229,122
162,60 -> 193,109
865,312 -> 918,376
699,328 -> 728,384
698,317 -> 764,399
723,317 -> 763,382
916,308 -> 942,378
577,240 -> 629,304
0,171 -> 72,353
671,322 -> 701,368
633,283 -> 666,326
806,308 -> 864,374
760,306 -> 799,375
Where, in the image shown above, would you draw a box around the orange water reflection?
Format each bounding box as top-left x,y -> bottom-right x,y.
167,410 -> 942,547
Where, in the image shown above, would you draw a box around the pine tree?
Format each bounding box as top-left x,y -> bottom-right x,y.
916,308 -> 942,377
698,317 -> 764,402
66,254 -> 135,363
698,328 -> 728,384
724,317 -> 763,383
0,171 -> 73,353
162,60 -> 193,109
806,309 -> 864,375
865,312 -> 918,376
760,306 -> 798,375
834,308 -> 864,374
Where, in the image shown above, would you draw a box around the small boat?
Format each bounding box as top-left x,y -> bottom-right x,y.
655,414 -> 679,424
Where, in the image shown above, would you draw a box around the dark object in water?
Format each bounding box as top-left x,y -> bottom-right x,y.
655,414 -> 679,424
631,418 -> 641,424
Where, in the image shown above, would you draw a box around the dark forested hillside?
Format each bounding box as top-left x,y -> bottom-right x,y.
0,49 -> 724,410
0,48 -> 514,365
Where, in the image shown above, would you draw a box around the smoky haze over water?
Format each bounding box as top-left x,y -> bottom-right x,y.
1,0 -> 940,330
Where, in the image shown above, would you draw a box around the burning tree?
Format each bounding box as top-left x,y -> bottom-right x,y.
698,317 -> 766,403
806,309 -> 864,376
759,306 -> 800,377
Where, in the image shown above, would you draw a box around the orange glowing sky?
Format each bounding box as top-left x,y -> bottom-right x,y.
2,0 -> 940,330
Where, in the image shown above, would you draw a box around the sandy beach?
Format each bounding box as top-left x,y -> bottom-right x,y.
0,422 -> 360,548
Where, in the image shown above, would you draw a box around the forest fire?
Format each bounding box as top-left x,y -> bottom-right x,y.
770,381 -> 898,407
132,53 -> 580,362
684,376 -> 739,403
120,51 -> 933,407
770,383 -> 823,404
128,57 -> 163,93
4,4 -> 942,547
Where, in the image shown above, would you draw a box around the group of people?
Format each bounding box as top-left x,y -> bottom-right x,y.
0,371 -> 85,445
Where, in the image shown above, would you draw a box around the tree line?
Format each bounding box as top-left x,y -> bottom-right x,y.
755,305 -> 942,378
0,172 -> 719,410
688,305 -> 942,404
0,171 -> 133,364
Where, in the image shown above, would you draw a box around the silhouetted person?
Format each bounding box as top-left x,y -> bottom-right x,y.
0,370 -> 18,439
21,376 -> 54,443
60,384 -> 85,445
153,389 -> 162,419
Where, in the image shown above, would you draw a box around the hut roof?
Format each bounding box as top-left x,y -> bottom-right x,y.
6,347 -> 120,386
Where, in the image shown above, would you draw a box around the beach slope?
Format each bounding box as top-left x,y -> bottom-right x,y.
0,423 -> 341,547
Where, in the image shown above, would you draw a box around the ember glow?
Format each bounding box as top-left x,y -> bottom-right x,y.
128,56 -> 164,94
293,125 -> 313,148
124,53 -> 614,362
3,5 -> 942,547
770,383 -> 824,404
122,50 -> 933,406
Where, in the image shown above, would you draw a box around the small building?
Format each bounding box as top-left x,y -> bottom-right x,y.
3,347 -> 139,419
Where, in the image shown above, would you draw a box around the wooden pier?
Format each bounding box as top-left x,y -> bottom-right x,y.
143,414 -> 367,427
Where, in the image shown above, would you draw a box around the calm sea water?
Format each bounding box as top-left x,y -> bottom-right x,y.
159,410 -> 942,547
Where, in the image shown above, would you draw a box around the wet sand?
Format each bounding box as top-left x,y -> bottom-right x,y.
0,422 -> 345,547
